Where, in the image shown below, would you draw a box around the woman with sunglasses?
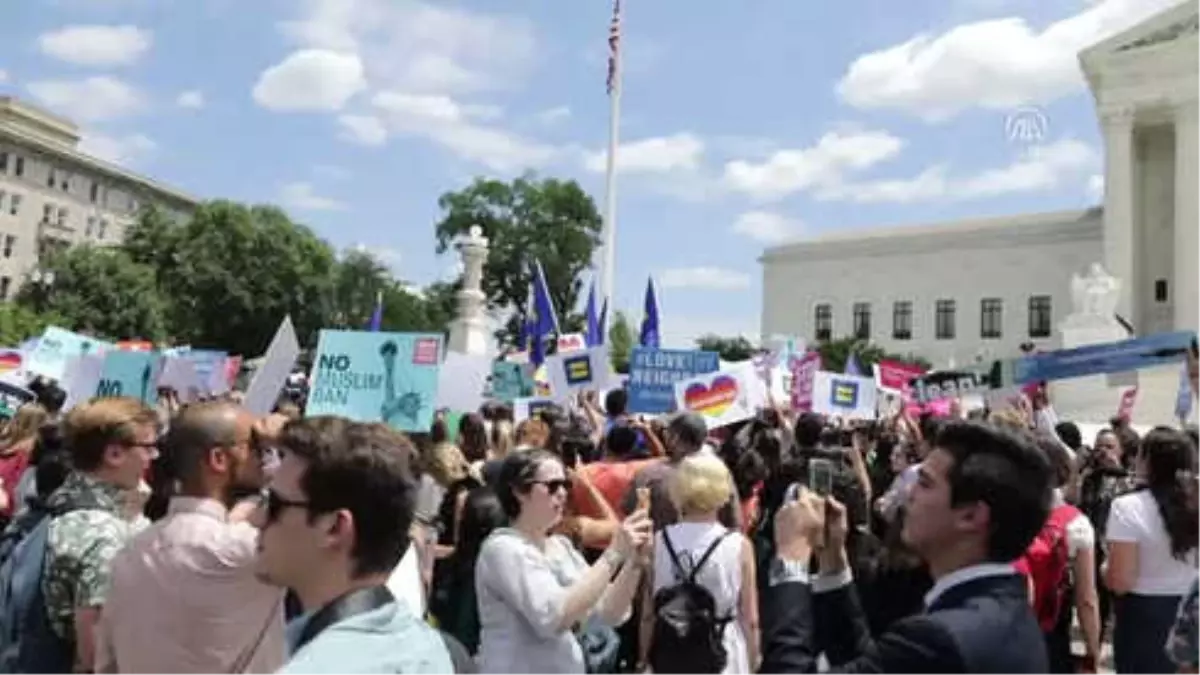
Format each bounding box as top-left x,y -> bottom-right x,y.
475,450 -> 652,673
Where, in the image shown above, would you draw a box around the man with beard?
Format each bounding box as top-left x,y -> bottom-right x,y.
96,401 -> 287,673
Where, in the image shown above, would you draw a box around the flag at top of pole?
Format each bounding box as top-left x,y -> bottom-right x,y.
599,0 -> 623,314
529,260 -> 560,366
639,276 -> 660,348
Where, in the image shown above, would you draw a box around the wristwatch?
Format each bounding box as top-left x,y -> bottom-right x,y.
768,557 -> 810,587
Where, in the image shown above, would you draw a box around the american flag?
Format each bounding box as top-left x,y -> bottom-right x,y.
606,0 -> 621,95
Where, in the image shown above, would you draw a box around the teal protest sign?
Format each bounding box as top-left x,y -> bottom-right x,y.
97,350 -> 162,404
25,327 -> 112,382
491,361 -> 533,402
306,330 -> 443,432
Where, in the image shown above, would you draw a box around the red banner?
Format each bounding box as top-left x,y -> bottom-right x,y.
875,359 -> 927,395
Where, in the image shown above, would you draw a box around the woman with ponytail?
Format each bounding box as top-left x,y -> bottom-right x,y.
1104,427 -> 1199,673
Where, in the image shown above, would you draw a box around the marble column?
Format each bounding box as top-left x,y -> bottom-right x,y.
1174,102 -> 1199,332
1101,106 -> 1137,325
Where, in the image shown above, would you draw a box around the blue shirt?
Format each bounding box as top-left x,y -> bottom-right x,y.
280,600 -> 452,674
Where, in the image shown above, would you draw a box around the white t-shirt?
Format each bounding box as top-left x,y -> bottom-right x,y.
1106,490 -> 1199,596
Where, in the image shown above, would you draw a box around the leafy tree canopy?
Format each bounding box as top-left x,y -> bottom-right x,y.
608,311 -> 634,374
434,174 -> 602,346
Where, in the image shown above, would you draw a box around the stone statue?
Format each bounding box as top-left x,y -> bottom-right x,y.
1070,263 -> 1121,320
448,225 -> 491,355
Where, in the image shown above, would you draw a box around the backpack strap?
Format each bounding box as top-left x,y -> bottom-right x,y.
686,530 -> 731,585
661,528 -> 688,582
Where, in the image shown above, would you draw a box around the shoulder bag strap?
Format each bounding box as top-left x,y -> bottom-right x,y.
295,585 -> 394,652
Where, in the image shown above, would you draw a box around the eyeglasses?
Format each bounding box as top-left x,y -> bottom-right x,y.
260,488 -> 311,524
528,479 -> 572,494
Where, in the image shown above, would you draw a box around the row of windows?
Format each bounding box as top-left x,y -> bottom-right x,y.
0,151 -> 141,213
0,190 -> 111,240
813,296 -> 1054,342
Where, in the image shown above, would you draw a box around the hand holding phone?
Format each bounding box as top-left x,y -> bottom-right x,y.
808,458 -> 834,497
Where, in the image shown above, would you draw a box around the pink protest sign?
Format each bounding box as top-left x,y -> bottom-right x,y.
875,360 -> 926,396
789,351 -> 821,411
1116,386 -> 1138,420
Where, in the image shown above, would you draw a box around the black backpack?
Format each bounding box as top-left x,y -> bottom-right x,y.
649,529 -> 732,674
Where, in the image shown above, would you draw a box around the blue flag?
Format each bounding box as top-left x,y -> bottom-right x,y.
639,277 -> 660,348
530,261 -> 559,366
597,298 -> 609,347
585,281 -> 601,347
844,351 -> 864,376
1175,362 -> 1193,422
366,290 -> 383,332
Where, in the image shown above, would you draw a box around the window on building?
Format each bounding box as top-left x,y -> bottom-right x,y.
59,173 -> 69,192
0,152 -> 8,173
814,304 -> 832,342
46,169 -> 56,188
89,181 -> 100,204
97,219 -> 108,240
0,191 -> 5,213
57,207 -> 68,227
0,277 -> 11,301
981,298 -> 1003,339
9,195 -> 20,216
85,216 -> 95,237
4,235 -> 16,258
15,157 -> 24,178
1028,295 -> 1052,338
892,301 -> 913,340
42,203 -> 53,222
935,299 -> 956,340
1155,279 -> 1169,303
852,302 -> 871,340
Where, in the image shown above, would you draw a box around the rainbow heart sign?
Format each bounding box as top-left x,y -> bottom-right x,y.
0,350 -> 23,376
683,375 -> 739,417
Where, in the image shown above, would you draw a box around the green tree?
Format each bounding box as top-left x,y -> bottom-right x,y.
695,334 -> 756,361
16,246 -> 168,341
0,304 -> 62,346
330,249 -> 391,329
433,175 -> 603,345
608,311 -> 634,374
814,336 -> 931,373
144,201 -> 339,354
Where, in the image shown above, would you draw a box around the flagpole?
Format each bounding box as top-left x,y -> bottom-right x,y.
601,0 -> 623,312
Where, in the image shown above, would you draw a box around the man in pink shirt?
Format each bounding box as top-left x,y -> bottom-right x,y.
96,401 -> 286,673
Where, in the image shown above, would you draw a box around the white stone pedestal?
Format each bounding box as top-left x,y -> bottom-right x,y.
447,226 -> 492,355
1049,320 -> 1132,424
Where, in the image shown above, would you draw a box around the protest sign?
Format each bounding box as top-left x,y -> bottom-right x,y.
435,353 -> 490,413
789,351 -> 822,411
243,318 -> 301,416
628,348 -> 720,414
60,354 -> 104,411
556,333 -> 587,354
1014,331 -> 1196,384
306,330 -> 443,432
25,327 -> 111,381
0,349 -> 23,379
673,364 -> 764,429
97,350 -> 162,404
874,360 -> 926,396
491,361 -> 534,402
811,371 -> 878,421
0,381 -> 34,419
545,346 -> 610,399
1116,386 -> 1138,420
157,357 -> 204,403
513,397 -> 557,422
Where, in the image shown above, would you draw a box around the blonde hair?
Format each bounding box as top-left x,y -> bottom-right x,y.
988,408 -> 1027,433
425,442 -> 469,486
669,453 -> 732,515
491,419 -> 514,460
0,403 -> 48,449
64,397 -> 158,471
514,419 -> 550,449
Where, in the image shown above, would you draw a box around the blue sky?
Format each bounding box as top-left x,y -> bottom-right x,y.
0,0 -> 1180,347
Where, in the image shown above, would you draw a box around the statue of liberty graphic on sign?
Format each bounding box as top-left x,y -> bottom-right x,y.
379,340 -> 425,426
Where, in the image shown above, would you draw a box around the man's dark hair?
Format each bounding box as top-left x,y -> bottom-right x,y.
604,389 -> 628,418
162,401 -> 241,487
36,383 -> 66,416
934,420 -> 1052,562
666,413 -> 706,454
1053,421 -> 1083,452
280,416 -> 417,578
605,423 -> 639,459
793,412 -> 823,448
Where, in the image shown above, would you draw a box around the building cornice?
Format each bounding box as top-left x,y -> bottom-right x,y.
760,208 -> 1103,265
0,122 -> 199,209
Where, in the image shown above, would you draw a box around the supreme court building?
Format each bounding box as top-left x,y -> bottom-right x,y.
760,2 -> 1199,369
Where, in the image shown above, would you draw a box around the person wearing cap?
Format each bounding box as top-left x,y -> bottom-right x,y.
620,412 -> 741,531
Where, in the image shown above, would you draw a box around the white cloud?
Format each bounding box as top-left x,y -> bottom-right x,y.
37,24 -> 152,67
659,267 -> 752,291
279,0 -> 537,95
337,114 -> 388,146
79,132 -> 155,165
279,181 -> 346,211
732,211 -> 804,245
535,106 -> 571,125
253,49 -> 366,112
365,90 -> 556,171
836,0 -> 1181,121
175,90 -> 205,109
1087,173 -> 1105,201
27,76 -> 144,121
723,130 -> 904,201
584,133 -> 704,174
818,138 -> 1099,203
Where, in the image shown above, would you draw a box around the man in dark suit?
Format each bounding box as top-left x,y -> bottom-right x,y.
760,420 -> 1052,673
